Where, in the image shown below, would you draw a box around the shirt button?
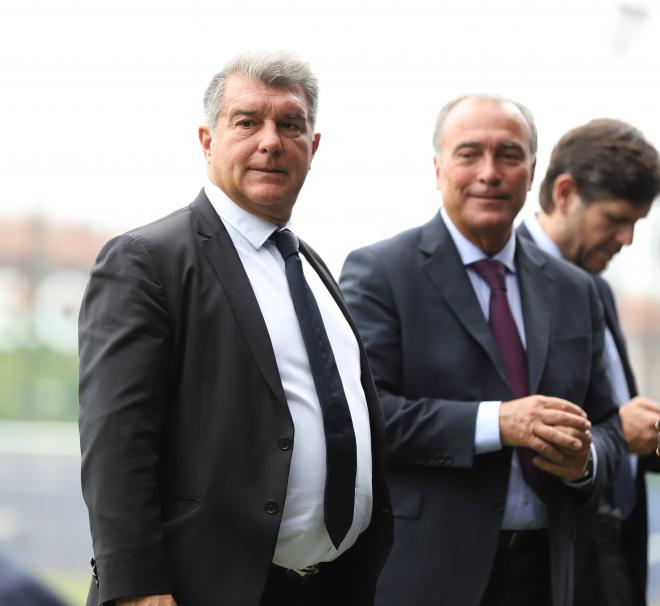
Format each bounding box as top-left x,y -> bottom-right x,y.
523,495 -> 530,505
277,437 -> 292,451
265,500 -> 279,515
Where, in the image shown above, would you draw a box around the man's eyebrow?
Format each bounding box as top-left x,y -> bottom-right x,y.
453,141 -> 482,152
282,112 -> 307,121
228,109 -> 258,121
499,141 -> 525,151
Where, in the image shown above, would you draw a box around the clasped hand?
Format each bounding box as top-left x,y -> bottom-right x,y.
499,395 -> 592,482
619,396 -> 660,455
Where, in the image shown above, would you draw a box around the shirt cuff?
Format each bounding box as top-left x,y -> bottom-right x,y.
564,444 -> 598,488
475,401 -> 502,454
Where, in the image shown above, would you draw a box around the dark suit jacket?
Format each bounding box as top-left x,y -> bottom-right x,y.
78,190 -> 393,606
518,221 -> 660,606
339,213 -> 625,606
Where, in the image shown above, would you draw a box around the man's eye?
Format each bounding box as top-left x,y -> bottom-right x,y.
281,122 -> 303,131
501,152 -> 523,161
237,120 -> 256,128
457,151 -> 476,159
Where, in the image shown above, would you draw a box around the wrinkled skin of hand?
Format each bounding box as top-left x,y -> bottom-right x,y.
619,396 -> 660,455
500,395 -> 592,481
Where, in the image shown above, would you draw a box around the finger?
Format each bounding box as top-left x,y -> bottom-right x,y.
532,455 -> 584,481
540,409 -> 592,431
531,456 -> 573,479
533,424 -> 586,451
541,397 -> 588,417
655,418 -> 660,431
636,399 -> 660,414
553,425 -> 592,446
528,437 -> 567,464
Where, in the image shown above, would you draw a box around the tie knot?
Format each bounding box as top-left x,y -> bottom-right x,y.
270,228 -> 299,260
472,259 -> 507,291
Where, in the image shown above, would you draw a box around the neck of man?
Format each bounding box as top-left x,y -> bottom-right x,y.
464,226 -> 513,257
537,211 -> 575,262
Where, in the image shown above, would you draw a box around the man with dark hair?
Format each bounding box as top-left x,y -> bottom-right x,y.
519,118 -> 660,606
340,95 -> 625,606
79,50 -> 392,606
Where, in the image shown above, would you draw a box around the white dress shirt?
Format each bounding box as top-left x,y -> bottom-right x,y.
205,182 -> 373,569
440,208 -> 547,529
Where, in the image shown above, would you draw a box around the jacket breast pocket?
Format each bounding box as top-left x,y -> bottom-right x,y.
545,335 -> 591,399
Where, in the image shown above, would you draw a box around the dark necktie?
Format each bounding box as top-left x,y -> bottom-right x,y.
472,259 -> 547,500
271,228 -> 357,549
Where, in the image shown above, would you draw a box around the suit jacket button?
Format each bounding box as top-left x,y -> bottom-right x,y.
265,500 -> 279,514
277,437 -> 292,451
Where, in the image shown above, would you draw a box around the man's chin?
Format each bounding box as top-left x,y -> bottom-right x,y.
584,256 -> 612,275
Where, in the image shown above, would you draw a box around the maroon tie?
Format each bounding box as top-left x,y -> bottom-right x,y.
472,259 -> 547,500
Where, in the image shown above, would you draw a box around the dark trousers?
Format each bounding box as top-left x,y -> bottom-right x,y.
261,565 -> 329,606
481,530 -> 551,606
593,514 -> 635,606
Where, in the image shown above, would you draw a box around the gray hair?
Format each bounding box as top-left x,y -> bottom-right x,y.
203,50 -> 319,131
432,94 -> 538,158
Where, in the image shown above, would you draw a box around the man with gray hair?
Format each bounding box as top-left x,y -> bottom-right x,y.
340,94 -> 625,606
79,50 -> 392,606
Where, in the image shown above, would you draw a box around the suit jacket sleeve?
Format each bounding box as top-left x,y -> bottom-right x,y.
79,234 -> 174,603
340,246 -> 480,469
580,276 -> 627,502
595,277 -> 660,475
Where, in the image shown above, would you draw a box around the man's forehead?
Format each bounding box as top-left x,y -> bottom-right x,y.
222,76 -> 308,113
442,98 -> 532,147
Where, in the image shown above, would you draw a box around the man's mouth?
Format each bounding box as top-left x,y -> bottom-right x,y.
467,192 -> 508,200
250,167 -> 287,174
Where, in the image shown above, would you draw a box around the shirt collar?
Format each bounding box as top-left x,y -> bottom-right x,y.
204,181 -> 282,250
440,206 -> 517,273
524,212 -> 563,260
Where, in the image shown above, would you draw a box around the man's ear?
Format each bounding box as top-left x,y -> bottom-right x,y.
311,132 -> 321,160
528,159 -> 536,190
433,155 -> 443,191
199,126 -> 213,161
552,173 -> 580,215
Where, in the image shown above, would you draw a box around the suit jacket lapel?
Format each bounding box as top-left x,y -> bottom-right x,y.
594,276 -> 638,396
419,214 -> 511,389
189,191 -> 288,408
516,235 -> 554,394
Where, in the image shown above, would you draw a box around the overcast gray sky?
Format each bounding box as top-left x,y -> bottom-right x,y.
1,0 -> 659,281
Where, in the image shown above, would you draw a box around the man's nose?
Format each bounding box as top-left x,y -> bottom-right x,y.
617,223 -> 635,246
258,122 -> 283,154
477,156 -> 501,185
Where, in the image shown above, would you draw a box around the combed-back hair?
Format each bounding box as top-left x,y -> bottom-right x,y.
539,118 -> 660,211
203,50 -> 319,131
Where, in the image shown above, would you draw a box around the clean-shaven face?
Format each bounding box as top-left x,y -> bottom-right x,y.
199,75 -> 320,226
435,98 -> 535,253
